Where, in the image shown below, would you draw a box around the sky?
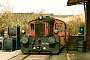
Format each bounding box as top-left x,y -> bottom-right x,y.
0,0 -> 85,15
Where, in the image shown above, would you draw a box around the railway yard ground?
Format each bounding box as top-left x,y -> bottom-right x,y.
0,50 -> 90,60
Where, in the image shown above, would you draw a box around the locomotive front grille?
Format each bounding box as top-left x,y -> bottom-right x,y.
35,23 -> 45,37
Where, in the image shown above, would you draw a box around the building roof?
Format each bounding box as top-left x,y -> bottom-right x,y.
67,0 -> 88,6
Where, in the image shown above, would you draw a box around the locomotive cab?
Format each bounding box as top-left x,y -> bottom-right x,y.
28,16 -> 54,37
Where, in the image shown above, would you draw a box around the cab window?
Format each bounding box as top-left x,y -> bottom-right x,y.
56,23 -> 62,32
30,24 -> 34,31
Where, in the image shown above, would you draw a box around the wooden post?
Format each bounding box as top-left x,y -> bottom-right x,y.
85,1 -> 90,51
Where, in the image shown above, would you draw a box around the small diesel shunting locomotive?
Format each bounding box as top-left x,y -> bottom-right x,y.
20,16 -> 68,54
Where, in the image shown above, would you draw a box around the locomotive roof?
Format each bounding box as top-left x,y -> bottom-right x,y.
28,16 -> 65,24
29,16 -> 54,22
55,19 -> 65,23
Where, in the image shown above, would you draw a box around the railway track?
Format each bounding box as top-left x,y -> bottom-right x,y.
9,53 -> 52,60
9,53 -> 29,60
7,50 -> 90,60
8,50 -> 68,60
8,53 -> 68,60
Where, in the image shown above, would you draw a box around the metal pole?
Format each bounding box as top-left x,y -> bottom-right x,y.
84,2 -> 87,52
